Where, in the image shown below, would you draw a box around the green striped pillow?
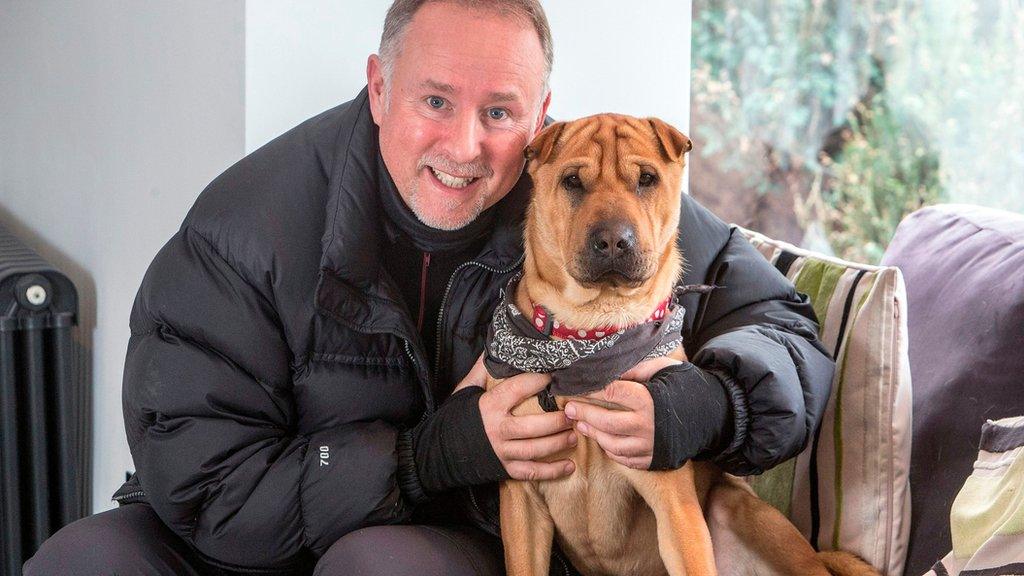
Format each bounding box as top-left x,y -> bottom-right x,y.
736,226 -> 912,576
926,416 -> 1024,576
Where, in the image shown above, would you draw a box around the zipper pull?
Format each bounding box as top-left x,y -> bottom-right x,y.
418,252 -> 431,331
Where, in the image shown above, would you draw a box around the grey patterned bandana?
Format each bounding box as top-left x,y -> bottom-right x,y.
484,272 -> 693,399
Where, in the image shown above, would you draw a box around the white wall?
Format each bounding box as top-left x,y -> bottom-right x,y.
0,0 -> 245,512
245,1 -> 388,153
544,1 -> 691,135
245,0 -> 692,152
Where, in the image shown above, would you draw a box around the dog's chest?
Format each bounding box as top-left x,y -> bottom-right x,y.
536,438 -> 668,576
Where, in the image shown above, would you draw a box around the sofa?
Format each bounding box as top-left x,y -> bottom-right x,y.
736,202 -> 1024,575
881,204 -> 1024,575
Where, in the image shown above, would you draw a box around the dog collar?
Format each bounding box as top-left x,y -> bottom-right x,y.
530,298 -> 672,341
484,272 -> 691,398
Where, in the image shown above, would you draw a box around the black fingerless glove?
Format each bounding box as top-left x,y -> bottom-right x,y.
644,362 -> 739,471
395,386 -> 509,504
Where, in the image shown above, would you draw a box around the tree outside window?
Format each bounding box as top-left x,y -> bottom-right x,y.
690,0 -> 1024,263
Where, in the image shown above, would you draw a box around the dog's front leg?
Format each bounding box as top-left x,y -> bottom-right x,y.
500,479 -> 554,576
625,465 -> 717,576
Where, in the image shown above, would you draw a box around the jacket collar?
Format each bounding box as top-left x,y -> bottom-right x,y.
315,87 -> 528,334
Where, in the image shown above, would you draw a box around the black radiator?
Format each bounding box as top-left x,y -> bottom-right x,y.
0,224 -> 87,575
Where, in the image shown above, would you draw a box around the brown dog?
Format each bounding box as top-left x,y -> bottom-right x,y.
486,114 -> 880,576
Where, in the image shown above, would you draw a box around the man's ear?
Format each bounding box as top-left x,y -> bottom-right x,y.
524,121 -> 567,165
533,90 -> 553,137
646,118 -> 693,163
366,54 -> 386,126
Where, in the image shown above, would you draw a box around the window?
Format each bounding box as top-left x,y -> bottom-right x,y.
690,1 -> 1024,262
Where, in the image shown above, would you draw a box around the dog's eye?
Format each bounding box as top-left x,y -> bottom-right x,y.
562,174 -> 584,191
638,172 -> 658,188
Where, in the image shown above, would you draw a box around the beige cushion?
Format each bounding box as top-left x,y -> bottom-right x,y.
736,226 -> 912,576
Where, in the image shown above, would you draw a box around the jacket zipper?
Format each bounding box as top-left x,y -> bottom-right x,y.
396,254 -> 571,569
112,490 -> 145,502
112,487 -> 145,498
432,255 -> 525,527
406,254 -> 523,421
417,252 -> 431,332
403,339 -> 434,420
445,256 -> 572,576
555,549 -> 572,576
432,255 -> 525,391
468,483 -> 486,518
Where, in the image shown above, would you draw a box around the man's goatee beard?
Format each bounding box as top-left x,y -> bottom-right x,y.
404,179 -> 491,231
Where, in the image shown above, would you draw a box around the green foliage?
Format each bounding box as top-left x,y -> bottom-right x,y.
885,1 -> 1024,214
823,98 -> 947,263
691,0 -> 1024,260
691,0 -> 880,178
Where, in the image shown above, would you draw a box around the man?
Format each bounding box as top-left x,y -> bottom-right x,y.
25,1 -> 834,575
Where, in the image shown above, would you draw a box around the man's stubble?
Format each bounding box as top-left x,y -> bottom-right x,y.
402,173 -> 495,231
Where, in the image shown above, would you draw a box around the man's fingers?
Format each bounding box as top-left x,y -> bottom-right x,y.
575,422 -> 649,458
490,371 -> 552,409
501,429 -> 577,461
565,400 -> 640,436
506,459 -> 576,481
605,451 -> 652,471
620,356 -> 682,383
498,411 -> 573,440
584,379 -> 648,410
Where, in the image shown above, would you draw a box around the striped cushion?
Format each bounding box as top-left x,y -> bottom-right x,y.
925,416 -> 1024,576
736,226 -> 912,576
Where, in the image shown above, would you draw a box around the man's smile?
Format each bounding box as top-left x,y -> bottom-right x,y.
428,166 -> 480,189
424,165 -> 486,197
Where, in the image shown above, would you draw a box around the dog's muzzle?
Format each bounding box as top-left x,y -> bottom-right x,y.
578,219 -> 648,285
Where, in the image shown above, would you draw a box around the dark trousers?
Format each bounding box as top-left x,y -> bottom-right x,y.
23,504 -> 506,576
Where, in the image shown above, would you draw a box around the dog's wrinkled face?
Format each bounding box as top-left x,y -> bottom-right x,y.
524,115 -> 692,295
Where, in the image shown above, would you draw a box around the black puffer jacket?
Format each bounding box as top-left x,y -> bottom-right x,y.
115,87 -> 834,571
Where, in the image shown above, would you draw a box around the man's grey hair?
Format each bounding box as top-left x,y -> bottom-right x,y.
378,0 -> 553,101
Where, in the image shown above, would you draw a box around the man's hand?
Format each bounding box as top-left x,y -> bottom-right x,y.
453,354 -> 490,392
565,356 -> 682,470
469,357 -> 577,481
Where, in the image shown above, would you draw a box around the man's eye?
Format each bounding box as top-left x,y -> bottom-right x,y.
638,172 -> 658,188
488,108 -> 509,121
426,96 -> 446,109
562,174 -> 584,191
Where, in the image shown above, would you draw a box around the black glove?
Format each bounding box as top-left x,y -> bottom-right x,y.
396,386 -> 509,503
644,362 -> 740,471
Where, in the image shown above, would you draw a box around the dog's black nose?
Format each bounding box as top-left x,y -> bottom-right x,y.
588,220 -> 637,260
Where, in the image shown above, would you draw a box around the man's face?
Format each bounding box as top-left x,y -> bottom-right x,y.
367,2 -> 551,231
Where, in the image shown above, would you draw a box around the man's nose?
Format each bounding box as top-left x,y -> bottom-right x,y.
445,112 -> 484,164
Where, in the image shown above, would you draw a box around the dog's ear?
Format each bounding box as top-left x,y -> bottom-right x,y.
524,122 -> 567,164
646,118 -> 693,163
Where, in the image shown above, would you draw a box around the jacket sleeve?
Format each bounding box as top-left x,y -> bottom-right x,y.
396,385 -> 509,502
122,225 -> 411,569
676,195 -> 835,476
